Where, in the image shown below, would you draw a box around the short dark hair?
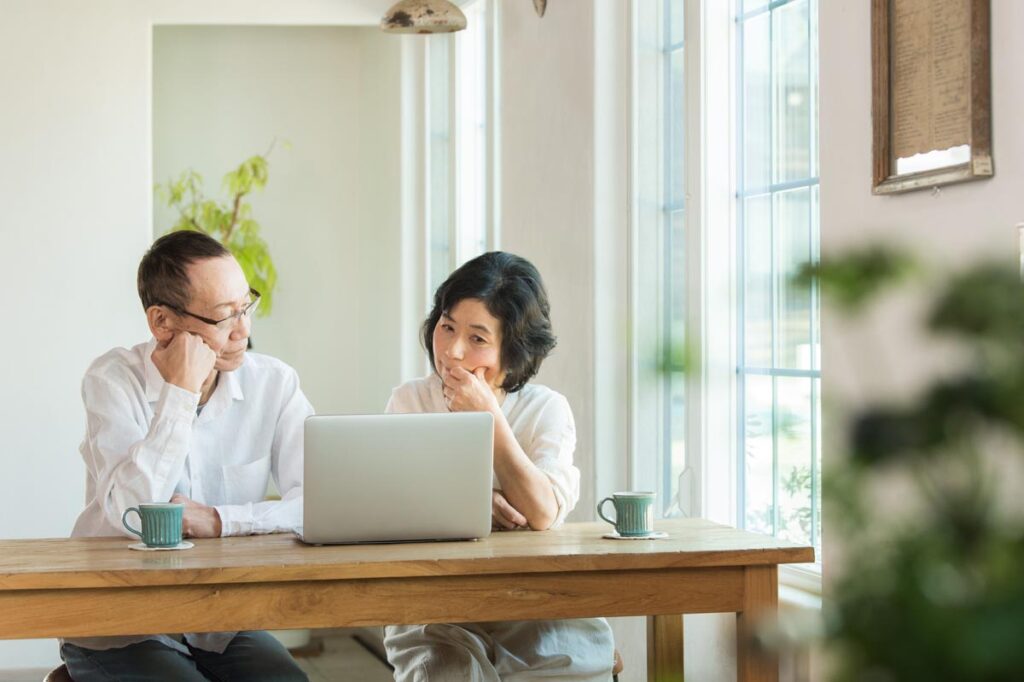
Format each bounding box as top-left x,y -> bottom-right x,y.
137,231 -> 230,311
422,251 -> 557,393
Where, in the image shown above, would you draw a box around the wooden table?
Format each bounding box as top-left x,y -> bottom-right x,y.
0,519 -> 812,681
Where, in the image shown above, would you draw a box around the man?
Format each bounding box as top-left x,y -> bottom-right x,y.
62,231 -> 312,681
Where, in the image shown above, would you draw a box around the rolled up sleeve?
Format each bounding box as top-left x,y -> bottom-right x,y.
83,376 -> 198,536
525,394 -> 581,528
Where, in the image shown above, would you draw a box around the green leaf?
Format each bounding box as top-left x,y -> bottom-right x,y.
154,147 -> 279,318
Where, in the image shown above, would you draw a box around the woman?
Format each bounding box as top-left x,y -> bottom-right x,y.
383,252 -> 615,681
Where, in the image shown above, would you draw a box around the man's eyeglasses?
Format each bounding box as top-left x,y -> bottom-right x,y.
160,288 -> 261,331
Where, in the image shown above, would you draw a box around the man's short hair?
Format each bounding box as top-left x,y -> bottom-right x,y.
137,231 -> 230,311
422,251 -> 557,394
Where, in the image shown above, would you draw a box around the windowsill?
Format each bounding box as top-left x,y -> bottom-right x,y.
779,563 -> 822,611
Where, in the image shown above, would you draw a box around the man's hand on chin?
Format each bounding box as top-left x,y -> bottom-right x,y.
171,493 -> 223,538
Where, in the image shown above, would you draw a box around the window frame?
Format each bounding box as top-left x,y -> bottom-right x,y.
629,0 -> 821,584
403,1 -> 500,382
426,0 -> 501,302
735,0 -> 821,558
453,0 -> 498,265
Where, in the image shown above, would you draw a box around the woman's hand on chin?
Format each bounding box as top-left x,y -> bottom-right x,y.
442,366 -> 501,414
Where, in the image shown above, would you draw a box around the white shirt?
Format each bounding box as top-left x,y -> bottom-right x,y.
66,339 -> 313,654
383,377 -> 614,681
385,374 -> 581,527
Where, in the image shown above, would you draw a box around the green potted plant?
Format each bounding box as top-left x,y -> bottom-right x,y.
156,153 -> 277,315
799,249 -> 1024,680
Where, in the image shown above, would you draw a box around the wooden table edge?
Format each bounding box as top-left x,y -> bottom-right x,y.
0,548 -> 815,590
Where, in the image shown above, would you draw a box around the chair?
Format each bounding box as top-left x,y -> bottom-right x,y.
42,664 -> 72,682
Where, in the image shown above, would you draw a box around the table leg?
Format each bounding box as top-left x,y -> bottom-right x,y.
646,614 -> 683,682
736,565 -> 778,682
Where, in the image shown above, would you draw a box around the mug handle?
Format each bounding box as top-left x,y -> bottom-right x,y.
597,497 -> 617,526
122,507 -> 144,539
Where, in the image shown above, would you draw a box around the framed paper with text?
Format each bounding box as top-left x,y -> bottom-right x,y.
872,0 -> 992,194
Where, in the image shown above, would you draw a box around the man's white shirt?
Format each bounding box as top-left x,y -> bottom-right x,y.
67,339 -> 313,653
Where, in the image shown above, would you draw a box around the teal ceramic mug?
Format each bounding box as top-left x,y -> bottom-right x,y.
122,503 -> 184,547
597,492 -> 656,537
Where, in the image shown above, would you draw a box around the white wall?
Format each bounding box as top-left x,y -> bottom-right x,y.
819,0 -> 1024,560
499,0 -> 598,523
0,1 -> 395,670
153,26 -> 403,415
499,1 -> 653,678
823,0 -> 1024,399
818,0 -> 1023,677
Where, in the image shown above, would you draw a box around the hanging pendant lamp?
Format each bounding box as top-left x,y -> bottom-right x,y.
380,0 -> 467,34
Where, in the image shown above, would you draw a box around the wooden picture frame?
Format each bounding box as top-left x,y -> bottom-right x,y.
872,0 -> 992,194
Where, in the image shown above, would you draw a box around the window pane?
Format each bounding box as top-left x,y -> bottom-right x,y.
776,376 -> 813,546
668,0 -> 684,46
428,36 -> 452,293
743,0 -> 769,14
811,183 -> 820,370
669,209 -> 686,350
813,376 -> 821,548
667,209 -> 686,503
668,48 -> 686,205
744,374 -> 774,536
810,0 -> 819,178
668,367 -> 686,508
744,194 -> 772,368
742,11 -> 770,191
737,0 -> 820,558
660,2 -> 686,515
775,186 -> 812,370
663,155 -> 688,503
773,0 -> 811,183
455,0 -> 487,265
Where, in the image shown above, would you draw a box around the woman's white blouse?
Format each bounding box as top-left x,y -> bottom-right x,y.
385,374 -> 581,527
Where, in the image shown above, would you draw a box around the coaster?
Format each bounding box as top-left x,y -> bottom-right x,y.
602,531 -> 669,540
128,541 -> 194,551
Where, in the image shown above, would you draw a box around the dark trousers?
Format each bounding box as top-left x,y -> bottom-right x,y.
61,631 -> 308,682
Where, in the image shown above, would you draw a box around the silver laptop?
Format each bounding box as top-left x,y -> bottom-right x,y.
298,412 -> 494,545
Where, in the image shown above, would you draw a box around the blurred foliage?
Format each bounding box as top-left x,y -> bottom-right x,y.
796,245 -> 917,313
803,249 -> 1024,680
747,466 -> 814,543
659,336 -> 698,377
155,153 -> 277,315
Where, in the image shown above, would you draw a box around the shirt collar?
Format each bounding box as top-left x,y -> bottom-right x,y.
500,386 -> 519,415
142,338 -> 246,405
220,364 -> 245,402
198,366 -> 244,422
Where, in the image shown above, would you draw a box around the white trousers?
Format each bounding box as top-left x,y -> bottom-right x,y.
384,618 -> 615,682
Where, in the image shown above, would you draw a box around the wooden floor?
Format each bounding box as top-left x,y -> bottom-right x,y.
295,630 -> 394,681
0,631 -> 394,682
